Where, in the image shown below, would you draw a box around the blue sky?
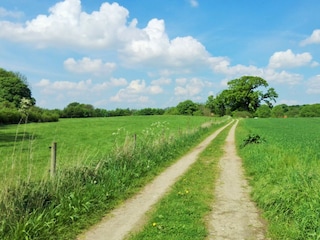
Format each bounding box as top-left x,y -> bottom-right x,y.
0,0 -> 319,110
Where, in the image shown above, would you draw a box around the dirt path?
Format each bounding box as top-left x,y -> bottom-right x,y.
207,120 -> 267,239
78,121 -> 234,240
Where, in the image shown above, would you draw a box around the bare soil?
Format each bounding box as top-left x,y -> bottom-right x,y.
78,120 -> 267,240
207,120 -> 267,240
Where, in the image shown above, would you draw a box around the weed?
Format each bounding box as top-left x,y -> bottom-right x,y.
240,133 -> 266,148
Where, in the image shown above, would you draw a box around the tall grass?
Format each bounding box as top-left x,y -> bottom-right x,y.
0,115 -> 214,186
236,118 -> 320,239
0,116 -> 229,239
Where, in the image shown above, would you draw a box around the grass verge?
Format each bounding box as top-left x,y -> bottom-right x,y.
127,122 -> 232,240
236,118 -> 320,239
0,118 -> 231,240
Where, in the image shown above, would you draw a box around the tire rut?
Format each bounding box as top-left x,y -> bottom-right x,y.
78,121 -> 234,240
207,120 -> 267,240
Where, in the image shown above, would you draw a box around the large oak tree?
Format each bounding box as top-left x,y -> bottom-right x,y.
207,76 -> 278,116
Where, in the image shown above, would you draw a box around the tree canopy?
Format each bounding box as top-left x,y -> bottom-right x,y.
0,68 -> 35,108
176,100 -> 199,115
207,76 -> 278,116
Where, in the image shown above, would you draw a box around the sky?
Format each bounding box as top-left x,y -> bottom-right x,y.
0,0 -> 320,110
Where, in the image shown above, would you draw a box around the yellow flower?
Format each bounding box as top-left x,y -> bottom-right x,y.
152,222 -> 157,227
185,190 -> 189,194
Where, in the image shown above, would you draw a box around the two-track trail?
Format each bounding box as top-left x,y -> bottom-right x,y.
78,121 -> 233,240
78,120 -> 267,240
207,120 -> 266,240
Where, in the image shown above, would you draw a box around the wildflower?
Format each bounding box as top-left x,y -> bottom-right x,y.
152,222 -> 157,227
185,190 -> 189,194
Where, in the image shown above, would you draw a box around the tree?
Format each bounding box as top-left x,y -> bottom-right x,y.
271,105 -> 285,118
209,76 -> 278,116
255,104 -> 271,118
300,104 -> 320,117
0,68 -> 35,108
176,100 -> 199,115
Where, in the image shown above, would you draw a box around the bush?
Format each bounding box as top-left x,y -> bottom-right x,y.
0,108 -> 21,124
232,110 -> 252,118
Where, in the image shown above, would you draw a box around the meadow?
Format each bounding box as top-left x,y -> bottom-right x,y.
0,115 -> 229,239
0,115 -> 214,186
236,118 -> 320,239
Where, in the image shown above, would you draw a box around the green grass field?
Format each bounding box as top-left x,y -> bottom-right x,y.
0,115 -> 229,240
236,118 -> 320,239
0,115 -> 214,186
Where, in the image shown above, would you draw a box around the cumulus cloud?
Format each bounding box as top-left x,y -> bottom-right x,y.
120,18 -> 211,69
0,7 -> 23,19
268,49 -> 313,69
306,75 -> 320,94
110,79 -> 163,103
0,0 -> 213,73
174,77 -> 206,97
300,29 -> 320,46
35,77 -> 127,96
64,57 -> 116,75
35,78 -> 93,94
0,0 -> 137,49
151,77 -> 172,85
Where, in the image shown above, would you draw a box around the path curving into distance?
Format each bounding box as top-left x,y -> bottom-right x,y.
78,120 -> 234,240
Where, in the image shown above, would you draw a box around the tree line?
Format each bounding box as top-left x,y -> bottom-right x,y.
1,67 -> 319,125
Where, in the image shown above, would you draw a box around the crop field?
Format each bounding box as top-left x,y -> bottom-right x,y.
0,115 -> 215,186
236,118 -> 320,239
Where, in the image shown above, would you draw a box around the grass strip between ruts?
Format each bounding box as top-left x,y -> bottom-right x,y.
127,122 -> 232,240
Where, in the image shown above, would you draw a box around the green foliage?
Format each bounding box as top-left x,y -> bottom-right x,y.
164,107 -> 179,115
237,118 -> 320,239
0,107 -> 58,124
271,104 -> 286,118
0,116 -> 228,239
176,100 -> 199,115
208,76 -> 278,116
61,102 -> 95,118
300,104 -> 320,117
240,133 -> 265,148
232,110 -> 252,118
255,104 -> 271,118
0,68 -> 35,108
134,108 -> 165,115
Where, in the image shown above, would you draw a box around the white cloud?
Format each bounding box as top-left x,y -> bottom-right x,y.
0,0 -> 213,74
109,77 -> 128,87
151,77 -> 171,85
110,79 -> 163,103
189,0 -> 199,7
0,0 -> 137,49
268,49 -> 313,69
35,77 -> 127,96
64,57 -> 116,75
300,29 -> 320,46
262,69 -> 302,85
174,78 -> 206,97
121,18 -> 211,70
306,75 -> 320,94
209,53 -> 303,86
0,7 -> 23,19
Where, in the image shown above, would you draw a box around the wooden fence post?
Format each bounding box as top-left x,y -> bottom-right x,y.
50,142 -> 57,178
134,134 -> 137,149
